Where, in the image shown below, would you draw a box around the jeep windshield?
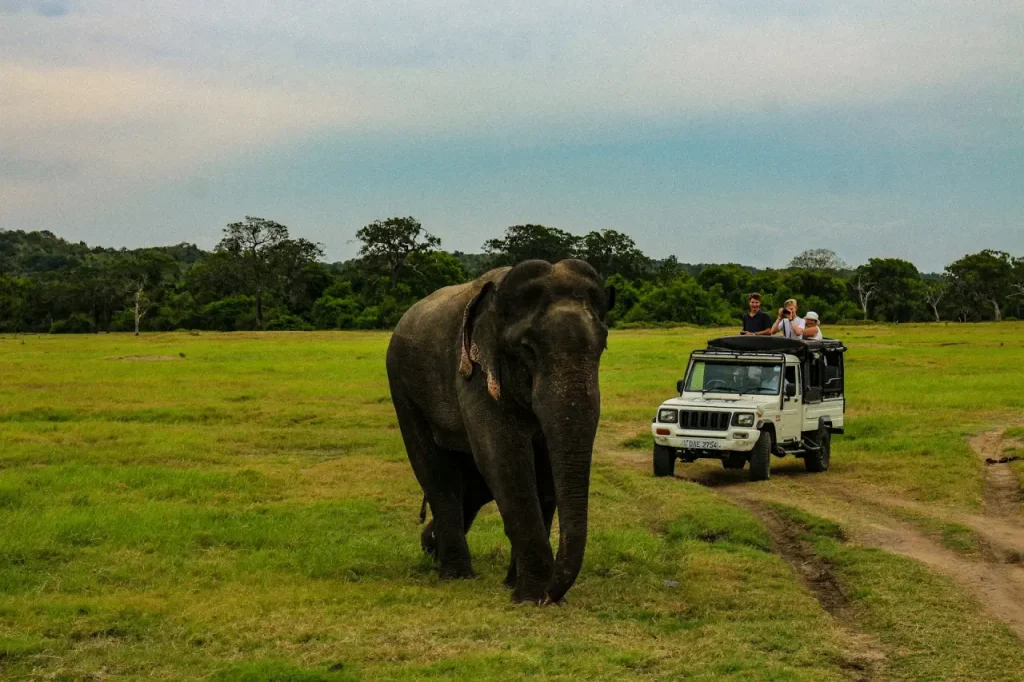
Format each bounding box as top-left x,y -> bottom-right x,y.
685,361 -> 782,395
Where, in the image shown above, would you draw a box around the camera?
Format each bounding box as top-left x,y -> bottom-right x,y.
780,308 -> 792,318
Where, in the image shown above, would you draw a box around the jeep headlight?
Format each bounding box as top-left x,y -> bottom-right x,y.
732,412 -> 756,427
658,408 -> 678,423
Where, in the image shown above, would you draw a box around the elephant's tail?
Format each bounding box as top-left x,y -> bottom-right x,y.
418,495 -> 428,524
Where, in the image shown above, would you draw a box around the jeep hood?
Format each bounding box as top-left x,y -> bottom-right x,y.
662,395 -> 769,411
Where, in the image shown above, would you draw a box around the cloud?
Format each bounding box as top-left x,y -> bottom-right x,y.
0,0 -> 1020,266
0,0 -> 71,16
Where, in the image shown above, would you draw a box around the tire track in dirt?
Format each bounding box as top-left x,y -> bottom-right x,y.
601,426 -> 1024,640
685,469 -> 1024,640
741,500 -> 887,682
598,438 -> 888,679
599,425 -> 1024,639
772,477 -> 1024,564
971,429 -> 1024,520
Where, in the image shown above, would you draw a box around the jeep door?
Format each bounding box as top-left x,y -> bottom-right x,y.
778,364 -> 802,444
804,350 -> 844,431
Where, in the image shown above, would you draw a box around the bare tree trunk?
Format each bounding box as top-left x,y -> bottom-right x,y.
859,290 -> 873,320
991,298 -> 1001,322
132,285 -> 148,336
854,275 -> 875,320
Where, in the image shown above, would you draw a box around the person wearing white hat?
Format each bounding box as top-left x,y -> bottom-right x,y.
803,312 -> 823,340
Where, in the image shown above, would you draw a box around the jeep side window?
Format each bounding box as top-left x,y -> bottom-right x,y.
808,354 -> 821,388
784,366 -> 797,396
805,354 -> 824,403
823,350 -> 844,398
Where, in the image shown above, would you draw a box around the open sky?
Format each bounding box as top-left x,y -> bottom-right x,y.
2,0 -> 1021,271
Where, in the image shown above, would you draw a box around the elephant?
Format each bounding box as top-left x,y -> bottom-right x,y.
386,259 -> 613,604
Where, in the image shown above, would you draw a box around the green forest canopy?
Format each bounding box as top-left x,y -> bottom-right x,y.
1,219 -> 1021,333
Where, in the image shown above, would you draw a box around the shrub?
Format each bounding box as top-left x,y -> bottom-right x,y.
311,295 -> 362,329
199,296 -> 257,331
110,309 -> 135,332
263,314 -> 314,331
50,313 -> 94,334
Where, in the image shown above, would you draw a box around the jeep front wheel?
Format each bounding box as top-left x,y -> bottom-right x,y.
748,430 -> 772,482
653,444 -> 676,477
804,427 -> 831,473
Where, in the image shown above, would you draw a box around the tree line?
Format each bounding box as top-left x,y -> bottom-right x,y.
1,219 -> 1021,334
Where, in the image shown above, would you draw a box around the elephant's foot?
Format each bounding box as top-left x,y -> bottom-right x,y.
510,575 -> 549,604
503,558 -> 517,589
438,561 -> 476,580
420,522 -> 437,558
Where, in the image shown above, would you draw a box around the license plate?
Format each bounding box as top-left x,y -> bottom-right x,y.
682,439 -> 720,450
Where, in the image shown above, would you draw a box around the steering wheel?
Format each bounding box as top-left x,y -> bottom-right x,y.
704,379 -> 728,390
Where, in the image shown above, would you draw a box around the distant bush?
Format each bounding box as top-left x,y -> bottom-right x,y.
110,310 -> 135,332
264,314 -> 315,331
50,313 -> 94,334
311,295 -> 362,329
199,296 -> 257,331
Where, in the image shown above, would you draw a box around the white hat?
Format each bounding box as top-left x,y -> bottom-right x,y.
805,311 -> 820,322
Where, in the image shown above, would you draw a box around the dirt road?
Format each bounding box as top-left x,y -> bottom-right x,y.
604,428 -> 1024,643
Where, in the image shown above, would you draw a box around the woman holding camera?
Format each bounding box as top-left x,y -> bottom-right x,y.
771,298 -> 805,339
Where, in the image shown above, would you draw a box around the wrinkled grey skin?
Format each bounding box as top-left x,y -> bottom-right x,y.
386,259 -> 611,604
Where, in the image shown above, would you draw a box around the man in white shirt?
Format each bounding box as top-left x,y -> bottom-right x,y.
771,298 -> 805,339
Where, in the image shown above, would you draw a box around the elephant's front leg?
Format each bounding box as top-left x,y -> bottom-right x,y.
470,428 -> 553,603
505,438 -> 557,590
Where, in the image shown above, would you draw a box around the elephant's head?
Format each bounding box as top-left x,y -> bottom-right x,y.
459,259 -> 614,601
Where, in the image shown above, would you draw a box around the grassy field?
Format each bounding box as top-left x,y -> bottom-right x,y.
1,324 -> 1023,680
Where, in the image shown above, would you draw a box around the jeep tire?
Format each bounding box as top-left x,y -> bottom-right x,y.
653,444 -> 676,477
749,430 -> 772,482
804,426 -> 831,473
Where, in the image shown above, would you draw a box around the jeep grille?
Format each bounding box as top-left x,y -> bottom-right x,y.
679,410 -> 731,431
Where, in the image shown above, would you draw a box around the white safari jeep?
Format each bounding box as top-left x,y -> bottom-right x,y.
651,336 -> 846,481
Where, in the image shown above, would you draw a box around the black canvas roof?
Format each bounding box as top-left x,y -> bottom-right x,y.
706,335 -> 846,359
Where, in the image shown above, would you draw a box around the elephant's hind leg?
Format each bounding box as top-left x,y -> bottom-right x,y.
392,395 -> 475,579
421,464 -> 492,559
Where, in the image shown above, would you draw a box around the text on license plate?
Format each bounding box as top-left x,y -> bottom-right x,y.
682,439 -> 720,450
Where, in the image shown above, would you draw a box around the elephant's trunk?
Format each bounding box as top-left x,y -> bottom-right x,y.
534,357 -> 601,602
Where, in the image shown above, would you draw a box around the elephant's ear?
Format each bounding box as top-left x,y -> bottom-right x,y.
459,280 -> 495,379
605,285 -> 616,320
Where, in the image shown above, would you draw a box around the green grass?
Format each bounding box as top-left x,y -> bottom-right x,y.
1,324 -> 1023,679
1005,427 -> 1024,487
883,507 -> 986,557
608,323 -> 1024,508
772,503 -> 1024,681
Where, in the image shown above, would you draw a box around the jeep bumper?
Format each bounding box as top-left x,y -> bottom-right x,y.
651,427 -> 759,454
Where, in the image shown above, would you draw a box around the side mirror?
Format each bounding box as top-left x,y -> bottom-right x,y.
785,383 -> 797,398
676,379 -> 685,394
